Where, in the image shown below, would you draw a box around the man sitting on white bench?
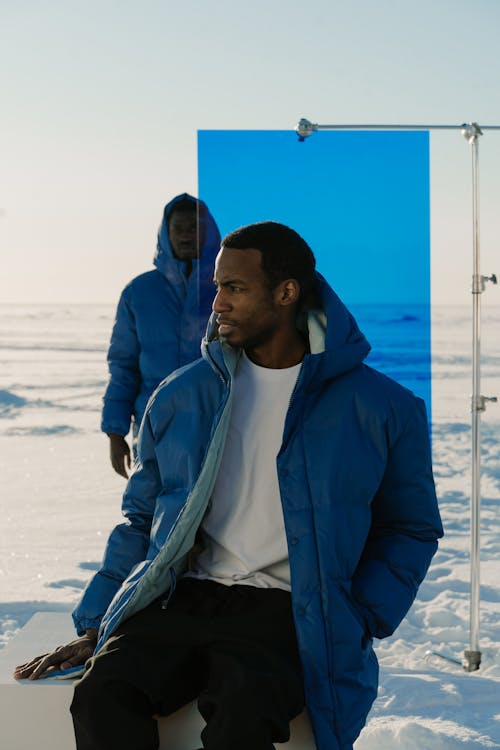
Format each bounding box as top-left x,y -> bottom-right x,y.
14,221 -> 442,750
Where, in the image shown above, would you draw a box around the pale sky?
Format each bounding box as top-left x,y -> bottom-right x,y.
1,0 -> 500,305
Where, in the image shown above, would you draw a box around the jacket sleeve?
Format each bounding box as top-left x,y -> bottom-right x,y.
101,285 -> 141,436
72,413 -> 161,635
351,397 -> 443,639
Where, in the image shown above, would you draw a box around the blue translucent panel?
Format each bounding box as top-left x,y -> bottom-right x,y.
198,130 -> 431,416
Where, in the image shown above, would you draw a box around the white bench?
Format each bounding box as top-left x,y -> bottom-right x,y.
0,612 -> 315,749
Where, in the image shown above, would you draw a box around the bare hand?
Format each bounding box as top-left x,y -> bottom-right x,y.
109,433 -> 131,478
13,633 -> 97,681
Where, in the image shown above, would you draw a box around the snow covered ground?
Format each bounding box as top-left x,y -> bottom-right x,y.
1,303 -> 499,748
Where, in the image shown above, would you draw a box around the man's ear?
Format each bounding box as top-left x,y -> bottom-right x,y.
276,279 -> 300,306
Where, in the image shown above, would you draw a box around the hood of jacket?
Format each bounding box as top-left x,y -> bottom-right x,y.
153,193 -> 221,285
201,272 -> 371,383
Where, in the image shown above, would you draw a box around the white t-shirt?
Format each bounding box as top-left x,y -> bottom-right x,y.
188,351 -> 302,591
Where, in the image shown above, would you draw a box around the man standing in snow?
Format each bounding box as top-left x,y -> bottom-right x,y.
103,193 -> 220,477
15,221 -> 443,750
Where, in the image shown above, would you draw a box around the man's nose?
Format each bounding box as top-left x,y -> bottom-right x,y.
212,289 -> 230,312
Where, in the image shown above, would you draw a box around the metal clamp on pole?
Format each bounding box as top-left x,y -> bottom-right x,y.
472,273 -> 497,293
471,394 -> 498,412
463,650 -> 482,672
295,119 -> 317,141
461,122 -> 483,144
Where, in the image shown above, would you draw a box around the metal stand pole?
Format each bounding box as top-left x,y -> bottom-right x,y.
294,118 -> 498,670
461,123 -> 498,672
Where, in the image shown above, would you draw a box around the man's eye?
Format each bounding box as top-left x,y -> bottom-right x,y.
230,286 -> 242,292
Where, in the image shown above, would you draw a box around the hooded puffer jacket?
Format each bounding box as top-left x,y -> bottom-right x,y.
101,193 -> 221,436
76,274 -> 442,750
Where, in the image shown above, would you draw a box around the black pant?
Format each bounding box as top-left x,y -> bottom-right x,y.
71,578 -> 305,750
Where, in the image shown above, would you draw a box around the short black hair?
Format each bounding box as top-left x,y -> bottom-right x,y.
222,221 -> 316,298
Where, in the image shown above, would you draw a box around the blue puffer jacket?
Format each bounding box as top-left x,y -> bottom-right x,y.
76,275 -> 442,750
101,193 -> 221,436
